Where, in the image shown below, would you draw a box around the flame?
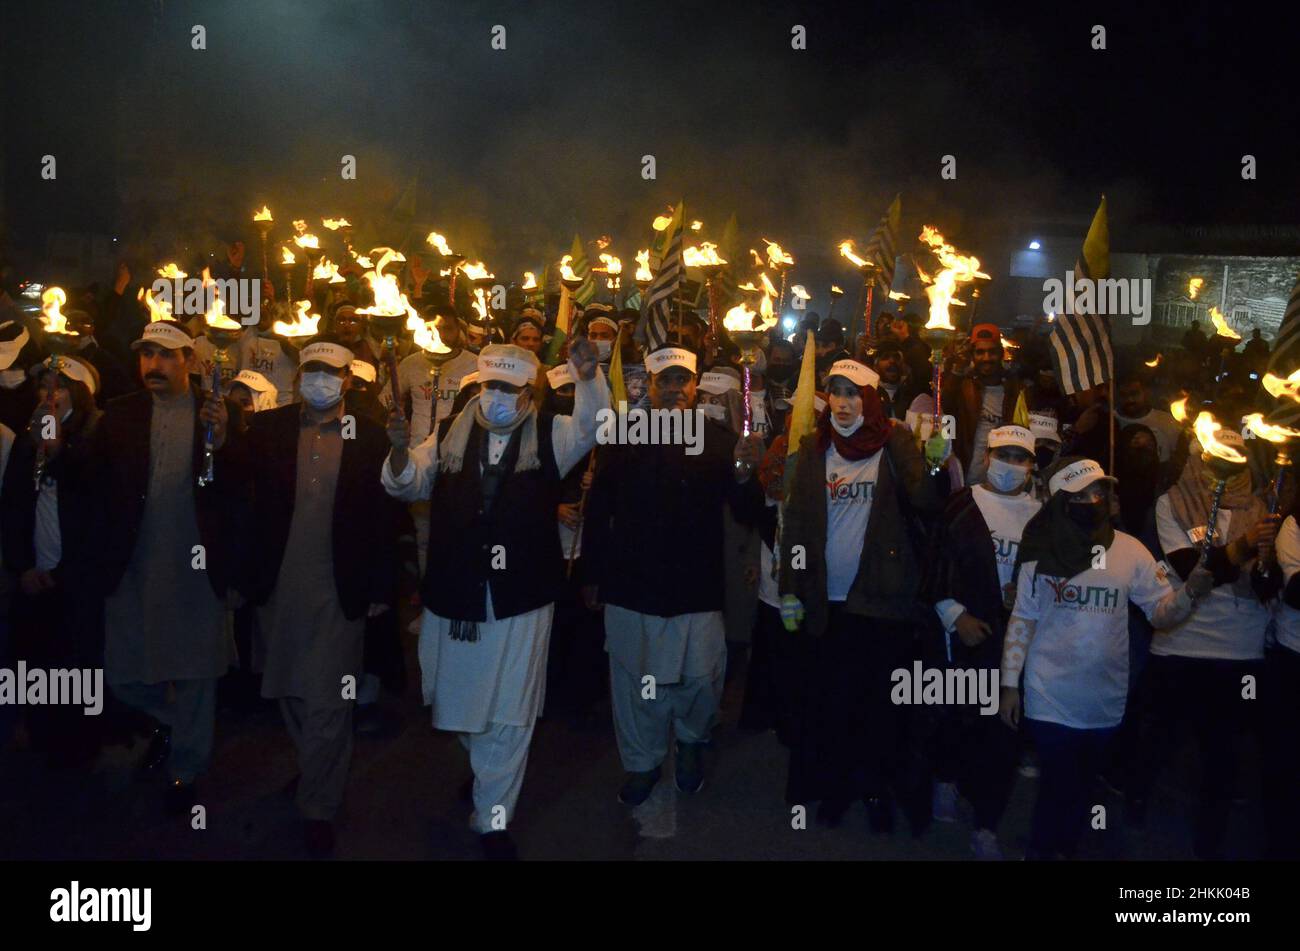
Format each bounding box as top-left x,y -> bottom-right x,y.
839,240 -> 868,268
1145,354 -> 1162,368
322,217 -> 351,230
762,239 -> 794,268
253,206 -> 273,222
558,255 -> 579,283
313,258 -> 346,284
596,253 -> 623,275
1208,306 -> 1240,340
1242,413 -> 1300,443
157,263 -> 188,280
137,287 -> 174,322
426,232 -> 456,256
1263,369 -> 1300,402
412,319 -> 451,355
273,300 -> 322,338
354,254 -> 373,269
203,279 -> 241,331
357,249 -> 418,321
791,285 -> 811,301
522,271 -> 538,290
294,233 -> 320,251
749,249 -> 764,267
683,243 -> 726,268
1193,411 -> 1247,464
689,220 -> 703,232
652,214 -> 672,232
635,249 -> 652,282
1000,336 -> 1020,351
918,226 -> 989,330
1188,277 -> 1204,300
830,285 -> 844,295
40,287 -> 77,336
722,301 -> 777,335
370,248 -> 406,272
888,290 -> 911,301
459,260 -> 493,282
1171,397 -> 1189,423
472,288 -> 489,321
281,246 -> 296,265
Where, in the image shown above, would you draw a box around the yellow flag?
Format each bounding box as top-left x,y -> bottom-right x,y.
1081,195 -> 1109,281
1012,390 -> 1030,428
609,327 -> 628,407
786,330 -> 818,470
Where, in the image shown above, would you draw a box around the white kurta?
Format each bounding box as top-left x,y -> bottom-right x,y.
383,366 -> 609,732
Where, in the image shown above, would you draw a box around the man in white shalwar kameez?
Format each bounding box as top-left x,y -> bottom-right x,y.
382,339 -> 606,859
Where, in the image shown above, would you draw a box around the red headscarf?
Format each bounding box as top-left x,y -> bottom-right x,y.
815,382 -> 892,460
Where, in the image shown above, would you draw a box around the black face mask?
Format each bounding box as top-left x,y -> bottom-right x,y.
1124,447 -> 1159,473
552,395 -> 575,415
1035,446 -> 1057,471
1068,500 -> 1108,531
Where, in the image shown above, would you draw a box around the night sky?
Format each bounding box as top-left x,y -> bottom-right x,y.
4,0 -> 1298,277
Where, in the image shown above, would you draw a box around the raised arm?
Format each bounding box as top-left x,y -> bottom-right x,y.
382,407 -> 439,502
552,341 -> 610,476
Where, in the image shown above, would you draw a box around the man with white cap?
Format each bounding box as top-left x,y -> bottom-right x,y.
0,319 -> 37,434
584,306 -> 619,370
999,456 -> 1212,859
225,369 -> 278,414
778,357 -> 945,832
90,319 -> 246,814
242,336 -> 397,857
383,337 -> 607,860
927,424 -> 1042,859
582,345 -> 765,806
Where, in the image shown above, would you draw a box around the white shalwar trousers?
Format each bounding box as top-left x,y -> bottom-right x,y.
459,723 -> 537,834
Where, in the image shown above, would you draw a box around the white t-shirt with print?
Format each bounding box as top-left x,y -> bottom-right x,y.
1014,532 -> 1174,729
935,485 -> 1042,631
825,446 -> 883,601
396,349 -> 478,445
750,391 -> 772,440
966,384 -> 1004,485
1152,494 -> 1269,660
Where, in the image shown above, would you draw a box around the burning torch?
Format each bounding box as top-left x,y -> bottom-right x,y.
358,249 -> 417,419
724,298 -> 779,467
198,276 -> 244,487
253,206 -> 273,284
1192,412 -> 1250,565
839,239 -> 879,341
34,288 -> 81,488
686,243 -> 727,362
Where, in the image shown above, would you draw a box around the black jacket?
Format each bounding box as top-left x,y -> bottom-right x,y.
242,404 -> 399,620
582,416 -> 764,616
925,486 -> 1009,669
87,384 -> 249,600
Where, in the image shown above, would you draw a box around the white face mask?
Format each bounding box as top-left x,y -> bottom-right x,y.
0,368 -> 26,389
831,415 -> 864,437
594,339 -> 613,361
299,371 -> 344,410
986,457 -> 1030,493
700,403 -> 727,421
479,388 -> 520,426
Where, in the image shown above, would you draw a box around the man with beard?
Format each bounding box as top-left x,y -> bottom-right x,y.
583,346 -> 765,805
91,320 -> 246,814
871,339 -> 922,422
945,323 -> 1036,486
383,339 -> 606,859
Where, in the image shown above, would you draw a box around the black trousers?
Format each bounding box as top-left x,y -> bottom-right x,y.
545,557 -> 606,718
785,607 -> 914,807
1263,644 -> 1300,859
1131,652 -> 1262,859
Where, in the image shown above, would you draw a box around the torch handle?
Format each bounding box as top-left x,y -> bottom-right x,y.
742,365 -> 753,438
386,338 -> 404,420
198,361 -> 220,486
1262,463 -> 1289,579
1199,478 -> 1229,567
565,450 -> 599,579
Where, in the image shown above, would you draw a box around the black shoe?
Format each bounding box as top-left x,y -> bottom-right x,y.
674,741 -> 706,794
136,725 -> 171,780
304,819 -> 335,859
816,798 -> 851,828
865,796 -> 895,834
165,779 -> 198,817
480,830 -> 518,861
618,766 -> 662,806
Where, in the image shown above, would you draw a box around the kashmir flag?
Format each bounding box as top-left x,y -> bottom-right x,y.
716,212 -> 741,310
1048,196 -> 1114,396
1265,267 -> 1300,425
1079,194 -> 1110,281
609,326 -> 628,407
637,201 -> 684,351
568,233 -> 598,306
864,194 -> 902,290
542,282 -> 575,366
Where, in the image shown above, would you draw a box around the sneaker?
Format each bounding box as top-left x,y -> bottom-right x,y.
932,782 -> 959,823
618,766 -> 662,806
971,828 -> 1003,860
675,741 -> 705,794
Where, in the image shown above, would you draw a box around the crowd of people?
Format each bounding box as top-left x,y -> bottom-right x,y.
0,236 -> 1297,864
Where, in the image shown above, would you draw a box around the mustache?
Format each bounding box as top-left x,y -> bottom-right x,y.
144,372 -> 169,381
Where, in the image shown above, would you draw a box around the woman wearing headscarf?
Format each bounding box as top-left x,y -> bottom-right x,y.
999,457 -> 1210,859
1128,431 -> 1279,859
1,355 -> 104,765
779,358 -> 946,831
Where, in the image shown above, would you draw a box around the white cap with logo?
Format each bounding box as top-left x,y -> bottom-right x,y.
988,425 -> 1036,455
478,343 -> 539,386
827,359 -> 880,389
646,347 -> 697,376
299,341 -> 355,369
131,321 -> 193,352
1048,458 -> 1118,496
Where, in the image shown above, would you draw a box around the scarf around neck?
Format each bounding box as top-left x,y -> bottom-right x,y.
1166,449 -> 1266,597
815,384 -> 892,461
1016,456 -> 1115,581
439,394 -> 540,475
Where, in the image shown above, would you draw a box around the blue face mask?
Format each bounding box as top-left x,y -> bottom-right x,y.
986,457 -> 1029,493
479,388 -> 519,426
